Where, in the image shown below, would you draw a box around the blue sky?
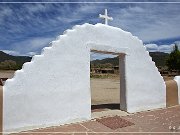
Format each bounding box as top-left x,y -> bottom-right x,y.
0,1 -> 180,60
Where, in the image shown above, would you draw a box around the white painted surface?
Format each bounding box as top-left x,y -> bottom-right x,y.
3,23 -> 166,132
99,9 -> 113,25
174,76 -> 180,103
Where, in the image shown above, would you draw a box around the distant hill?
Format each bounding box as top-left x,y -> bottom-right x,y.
0,51 -> 31,70
0,51 -> 169,70
91,57 -> 119,66
149,52 -> 169,67
91,52 -> 169,67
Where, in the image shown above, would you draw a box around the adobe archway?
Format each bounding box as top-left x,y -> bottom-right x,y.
3,23 -> 166,132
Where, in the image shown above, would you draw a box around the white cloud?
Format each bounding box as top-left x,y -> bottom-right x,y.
1,50 -> 38,56
1,50 -> 21,56
158,45 -> 174,53
145,42 -> 180,53
113,4 -> 180,42
145,44 -> 159,52
25,4 -> 47,13
26,52 -> 37,56
91,52 -> 117,61
0,6 -> 13,23
11,37 -> 54,55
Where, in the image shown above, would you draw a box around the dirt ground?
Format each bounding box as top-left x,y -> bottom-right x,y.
0,70 -> 15,79
91,78 -> 120,105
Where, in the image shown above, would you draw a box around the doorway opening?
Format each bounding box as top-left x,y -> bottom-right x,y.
90,50 -> 126,112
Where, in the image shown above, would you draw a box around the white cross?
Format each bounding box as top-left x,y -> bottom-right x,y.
99,9 -> 113,25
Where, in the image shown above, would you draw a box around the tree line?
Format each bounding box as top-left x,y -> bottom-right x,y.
166,44 -> 180,71
0,60 -> 23,70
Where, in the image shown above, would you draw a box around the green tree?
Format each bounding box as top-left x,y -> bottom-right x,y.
0,60 -> 18,70
166,44 -> 180,71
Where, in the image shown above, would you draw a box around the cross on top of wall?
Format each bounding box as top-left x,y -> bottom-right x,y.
99,9 -> 113,25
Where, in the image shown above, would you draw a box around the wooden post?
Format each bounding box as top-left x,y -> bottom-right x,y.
119,54 -> 127,111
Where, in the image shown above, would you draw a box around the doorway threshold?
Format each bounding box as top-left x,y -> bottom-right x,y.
91,109 -> 129,119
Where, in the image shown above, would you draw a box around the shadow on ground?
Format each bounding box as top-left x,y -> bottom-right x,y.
91,103 -> 120,110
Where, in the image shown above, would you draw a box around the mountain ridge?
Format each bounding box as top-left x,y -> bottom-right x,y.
91,52 -> 169,67
0,51 -> 169,69
0,51 -> 32,70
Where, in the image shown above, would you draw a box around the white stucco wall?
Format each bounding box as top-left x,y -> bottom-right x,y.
3,23 -> 166,132
174,76 -> 180,103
